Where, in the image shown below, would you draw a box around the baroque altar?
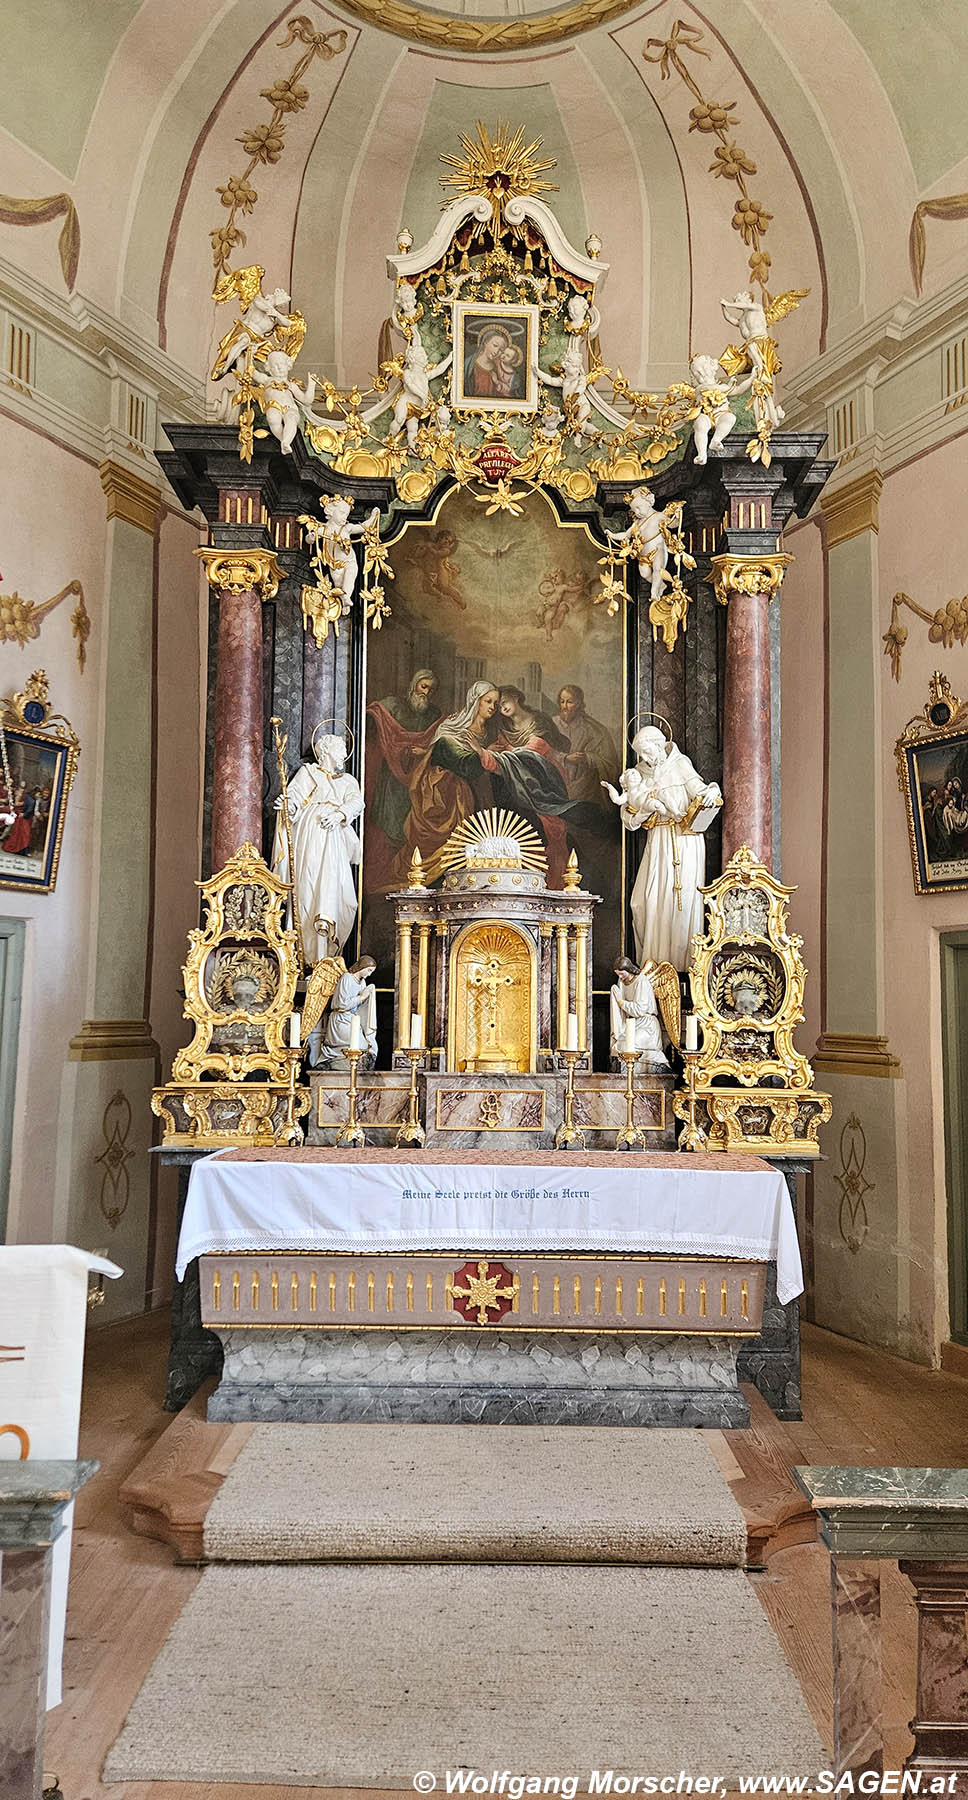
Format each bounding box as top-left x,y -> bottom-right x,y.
152,120 -> 835,1427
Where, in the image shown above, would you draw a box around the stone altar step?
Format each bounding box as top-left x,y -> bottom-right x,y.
201,1421 -> 749,1566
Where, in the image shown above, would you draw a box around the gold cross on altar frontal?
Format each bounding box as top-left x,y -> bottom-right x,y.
451,1260 -> 517,1325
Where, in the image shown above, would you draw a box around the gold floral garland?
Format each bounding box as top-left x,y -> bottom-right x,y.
211,15 -> 348,282
331,0 -> 638,52
642,18 -> 773,300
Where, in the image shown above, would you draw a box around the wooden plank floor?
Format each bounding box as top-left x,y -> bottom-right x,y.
43,1312 -> 968,1800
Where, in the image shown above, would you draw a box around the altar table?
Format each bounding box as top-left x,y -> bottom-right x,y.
176,1146 -> 801,1303
172,1150 -> 801,1428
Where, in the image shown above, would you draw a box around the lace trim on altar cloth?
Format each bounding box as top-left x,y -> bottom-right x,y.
179,1229 -> 779,1260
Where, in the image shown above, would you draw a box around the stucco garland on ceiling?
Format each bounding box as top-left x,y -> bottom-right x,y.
328,0 -> 643,53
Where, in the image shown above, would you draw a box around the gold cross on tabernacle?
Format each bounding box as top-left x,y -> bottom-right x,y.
469,956 -> 516,1006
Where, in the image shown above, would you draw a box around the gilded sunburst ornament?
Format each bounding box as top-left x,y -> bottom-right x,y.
440,122 -> 557,230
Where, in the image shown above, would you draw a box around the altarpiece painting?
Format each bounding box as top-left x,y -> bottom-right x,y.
362,487 -> 624,986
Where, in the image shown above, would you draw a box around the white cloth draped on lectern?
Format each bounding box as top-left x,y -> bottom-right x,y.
0,1244 -> 122,1706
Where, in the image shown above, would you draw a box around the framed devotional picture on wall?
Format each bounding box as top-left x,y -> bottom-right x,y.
895,671 -> 968,895
0,670 -> 79,894
451,302 -> 539,415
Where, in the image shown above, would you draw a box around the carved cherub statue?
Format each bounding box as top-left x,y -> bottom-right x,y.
321,957 -> 378,1069
389,328 -> 453,450
535,295 -> 602,441
688,353 -> 752,465
719,288 -> 807,432
250,350 -> 318,454
300,497 -> 380,610
605,488 -> 684,602
211,265 -> 306,382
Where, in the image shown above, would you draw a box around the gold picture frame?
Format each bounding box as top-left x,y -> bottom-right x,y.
0,670 -> 79,894
451,301 -> 539,414
895,671 -> 968,895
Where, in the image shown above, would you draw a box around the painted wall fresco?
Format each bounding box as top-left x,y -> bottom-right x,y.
362,487 -> 624,985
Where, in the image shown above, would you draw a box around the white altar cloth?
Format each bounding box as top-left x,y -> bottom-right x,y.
177,1156 -> 802,1304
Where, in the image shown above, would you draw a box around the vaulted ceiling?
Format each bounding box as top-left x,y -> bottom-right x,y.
1,0 -> 965,392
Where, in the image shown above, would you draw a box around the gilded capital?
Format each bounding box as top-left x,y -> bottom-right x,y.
195,546 -> 285,601
710,552 -> 793,607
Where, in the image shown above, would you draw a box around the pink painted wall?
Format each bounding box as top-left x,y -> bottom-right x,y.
0,424 -> 105,1244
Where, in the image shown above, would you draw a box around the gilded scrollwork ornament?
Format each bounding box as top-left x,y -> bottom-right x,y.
152,842 -> 310,1146
673,844 -> 831,1157
210,118 -> 808,539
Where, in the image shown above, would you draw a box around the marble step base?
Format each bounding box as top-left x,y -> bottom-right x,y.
205,1326 -> 751,1428
208,1380 -> 750,1427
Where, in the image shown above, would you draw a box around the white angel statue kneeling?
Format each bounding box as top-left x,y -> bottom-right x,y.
298,953 -> 378,1071
272,728 -> 363,966
609,955 -> 681,1070
602,725 -> 722,971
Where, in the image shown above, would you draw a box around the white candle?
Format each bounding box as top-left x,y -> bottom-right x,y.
349,1014 -> 362,1051
685,1013 -> 699,1054
566,1012 -> 579,1051
410,1011 -> 424,1048
289,1011 -> 302,1048
624,1015 -> 636,1053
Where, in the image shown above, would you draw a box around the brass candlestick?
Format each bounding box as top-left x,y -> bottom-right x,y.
555,1047 -> 585,1149
677,1051 -> 707,1153
278,1045 -> 305,1146
337,1046 -> 366,1148
396,1045 -> 426,1147
616,1048 -> 647,1152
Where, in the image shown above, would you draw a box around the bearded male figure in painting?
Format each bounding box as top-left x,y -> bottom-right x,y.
554,685 -> 618,807
365,669 -> 442,885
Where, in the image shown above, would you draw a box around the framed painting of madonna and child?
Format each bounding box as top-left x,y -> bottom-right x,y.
451,302 -> 539,415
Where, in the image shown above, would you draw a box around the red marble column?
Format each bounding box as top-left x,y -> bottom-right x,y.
197,548 -> 284,872
712,554 -> 791,870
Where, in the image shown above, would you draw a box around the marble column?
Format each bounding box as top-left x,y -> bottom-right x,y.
900,1561 -> 968,1795
196,548 -> 284,871
711,553 -> 791,868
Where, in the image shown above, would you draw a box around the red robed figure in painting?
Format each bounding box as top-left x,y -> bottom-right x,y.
366,681 -> 573,892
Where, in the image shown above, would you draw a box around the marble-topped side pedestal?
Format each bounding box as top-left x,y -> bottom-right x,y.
0,1461 -> 98,1800
796,1466 -> 968,1791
